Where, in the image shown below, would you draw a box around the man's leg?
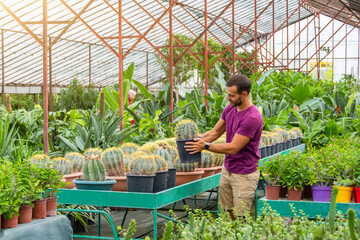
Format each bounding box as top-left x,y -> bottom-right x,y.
230,170 -> 260,217
218,167 -> 234,219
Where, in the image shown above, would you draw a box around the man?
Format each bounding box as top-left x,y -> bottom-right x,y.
185,74 -> 263,218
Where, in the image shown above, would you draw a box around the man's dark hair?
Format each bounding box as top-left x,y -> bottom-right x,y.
226,74 -> 252,94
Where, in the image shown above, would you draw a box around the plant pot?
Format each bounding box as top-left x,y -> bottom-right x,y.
108,176 -> 127,191
275,143 -> 281,153
281,142 -> 286,151
63,172 -> 82,189
214,166 -> 222,174
354,187 -> 360,203
18,205 -> 33,223
296,137 -> 301,146
195,167 -> 218,178
154,171 -> 168,193
301,185 -> 312,199
167,168 -> 176,189
46,197 -> 58,217
1,214 -> 18,229
265,185 -> 281,200
270,145 -> 276,155
73,179 -> 116,191
285,140 -> 292,149
311,185 -> 332,202
265,145 -> 272,157
291,139 -> 297,147
260,147 -> 267,158
176,139 -> 201,163
287,187 -> 302,201
335,186 -> 353,203
126,174 -> 155,193
32,198 -> 47,219
279,186 -> 287,198
176,170 -> 204,186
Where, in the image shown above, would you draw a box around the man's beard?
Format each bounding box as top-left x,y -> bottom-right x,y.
230,98 -> 243,107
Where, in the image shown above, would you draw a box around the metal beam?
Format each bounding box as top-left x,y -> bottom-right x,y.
43,0 -> 49,154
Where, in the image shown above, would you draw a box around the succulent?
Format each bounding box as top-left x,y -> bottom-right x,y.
261,134 -> 274,146
101,147 -> 125,176
290,127 -> 302,138
175,119 -> 199,140
272,128 -> 290,141
29,154 -> 50,168
259,141 -> 265,148
154,140 -> 169,148
213,152 -> 225,166
128,155 -> 156,175
168,146 -> 179,161
83,154 -> 106,181
151,155 -> 168,172
164,138 -> 177,147
269,133 -> 282,144
84,148 -> 102,159
154,148 -> 173,166
174,158 -> 197,172
123,154 -> 132,172
199,151 -> 215,168
120,143 -> 139,155
65,152 -> 85,172
51,157 -> 72,175
138,142 -> 158,153
287,130 -> 297,140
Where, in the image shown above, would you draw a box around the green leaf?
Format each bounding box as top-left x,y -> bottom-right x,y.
132,79 -> 153,99
58,136 -> 79,152
291,80 -> 310,104
123,62 -> 135,80
323,120 -> 339,138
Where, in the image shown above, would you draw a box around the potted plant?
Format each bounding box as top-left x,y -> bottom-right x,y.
333,178 -> 354,203
175,119 -> 201,163
154,145 -> 177,189
213,138 -> 226,173
354,175 -> 360,203
257,155 -> 284,200
174,158 -> 204,186
196,151 -> 218,178
45,168 -> 67,217
102,147 -> 127,191
152,155 -> 168,193
126,155 -> 156,193
73,151 -> 116,191
64,152 -> 85,188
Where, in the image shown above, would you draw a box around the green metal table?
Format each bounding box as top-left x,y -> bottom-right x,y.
257,197 -> 360,218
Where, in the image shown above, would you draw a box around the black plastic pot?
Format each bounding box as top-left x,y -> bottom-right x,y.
259,147 -> 266,158
297,137 -> 301,146
154,171 -> 168,193
270,145 -> 276,155
275,143 -> 281,153
281,142 -> 286,151
286,140 -> 291,149
176,139 -> 201,163
291,138 -> 297,147
265,145 -> 272,157
167,168 -> 176,189
126,174 -> 155,193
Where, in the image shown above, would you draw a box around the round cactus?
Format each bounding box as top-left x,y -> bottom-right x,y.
272,128 -> 290,141
261,134 -> 273,146
51,157 -> 72,175
138,142 -> 158,153
164,138 -> 177,147
167,146 -> 179,161
174,158 -> 197,172
175,119 -> 199,140
287,130 -> 297,140
290,127 -> 302,138
84,148 -> 102,160
151,155 -> 168,172
29,154 -> 50,168
101,147 -> 125,176
154,140 -> 169,148
129,155 -> 156,175
65,152 -> 85,172
199,151 -> 215,168
120,143 -> 139,155
259,141 -> 265,148
213,153 -> 225,166
154,148 -> 172,164
83,154 -> 106,181
123,154 -> 132,172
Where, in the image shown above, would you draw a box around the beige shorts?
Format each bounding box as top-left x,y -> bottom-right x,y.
219,166 -> 259,216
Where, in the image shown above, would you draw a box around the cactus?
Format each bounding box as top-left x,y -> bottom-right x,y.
154,148 -> 173,167
101,147 -> 125,176
287,130 -> 297,140
5,94 -> 11,113
269,133 -> 281,144
168,146 -> 179,161
84,148 -> 102,159
347,209 -> 357,240
199,151 -> 215,168
83,154 -> 106,181
261,134 -> 274,146
154,140 -> 169,148
138,142 -> 158,153
272,128 -> 290,141
290,127 -> 302,138
213,153 -> 225,166
65,152 -> 85,172
328,187 -> 339,234
51,157 -> 72,175
128,155 -> 156,175
259,141 -> 265,148
123,154 -> 132,172
174,158 -> 197,172
29,154 -> 50,168
164,138 -> 177,147
120,143 -> 139,155
151,155 -> 168,172
175,119 -> 199,140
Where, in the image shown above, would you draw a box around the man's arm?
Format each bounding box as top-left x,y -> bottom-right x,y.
200,119 -> 226,143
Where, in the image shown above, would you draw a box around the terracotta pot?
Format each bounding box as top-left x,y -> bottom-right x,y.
46,197 -> 58,217
108,176 -> 127,191
18,205 -> 33,223
287,187 -> 303,201
265,185 -> 281,200
176,170 -> 204,186
63,172 -> 82,189
1,214 -> 18,229
32,198 -> 47,219
195,167 -> 218,178
214,166 -> 222,174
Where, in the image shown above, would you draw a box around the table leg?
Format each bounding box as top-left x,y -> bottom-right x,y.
152,209 -> 157,239
121,208 -> 129,228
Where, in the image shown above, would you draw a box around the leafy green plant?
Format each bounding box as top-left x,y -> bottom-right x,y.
258,155 -> 284,186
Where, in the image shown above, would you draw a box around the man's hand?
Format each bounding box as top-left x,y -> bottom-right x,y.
184,138 -> 206,154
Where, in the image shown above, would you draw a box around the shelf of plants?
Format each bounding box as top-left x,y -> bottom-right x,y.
257,137 -> 360,218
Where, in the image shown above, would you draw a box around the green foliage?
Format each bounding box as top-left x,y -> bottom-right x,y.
101,147 -> 125,176
258,155 -> 284,186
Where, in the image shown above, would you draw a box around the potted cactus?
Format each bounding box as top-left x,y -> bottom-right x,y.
154,145 -> 177,189
290,127 -> 302,146
175,119 -> 201,163
174,158 -> 204,186
213,138 -> 226,173
73,150 -> 116,191
120,143 -> 139,155
64,152 -> 85,188
152,155 -> 168,193
51,157 -> 79,189
126,155 -> 156,193
102,148 -> 127,191
196,151 -> 218,178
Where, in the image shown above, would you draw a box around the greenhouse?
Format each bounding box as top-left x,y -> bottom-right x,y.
0,0 -> 360,239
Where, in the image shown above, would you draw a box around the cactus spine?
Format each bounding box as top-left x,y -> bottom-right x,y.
51,157 -> 72,175
101,147 -> 125,176
174,158 -> 197,172
175,119 -> 199,140
65,152 -> 85,172
129,155 -> 156,175
83,154 -> 106,181
84,148 -> 102,159
121,143 -> 139,155
29,154 -> 50,168
199,151 -> 215,168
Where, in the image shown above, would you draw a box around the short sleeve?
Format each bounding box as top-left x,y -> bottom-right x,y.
236,117 -> 260,139
221,104 -> 232,121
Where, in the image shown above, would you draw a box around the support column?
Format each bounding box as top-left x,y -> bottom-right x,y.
43,0 -> 49,154
49,37 -> 53,112
118,0 -> 123,129
255,0 -> 258,72
345,23 -> 347,75
1,30 -> 4,105
89,44 -> 92,88
146,52 -> 149,89
232,0 -> 235,75
169,0 -> 174,123
272,1 -> 275,67
317,16 -> 320,79
205,0 -> 208,108
286,0 -> 289,70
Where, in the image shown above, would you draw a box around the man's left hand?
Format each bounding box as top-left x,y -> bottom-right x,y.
184,138 -> 206,154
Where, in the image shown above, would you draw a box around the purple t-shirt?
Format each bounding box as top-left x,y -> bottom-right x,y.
220,104 -> 263,174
